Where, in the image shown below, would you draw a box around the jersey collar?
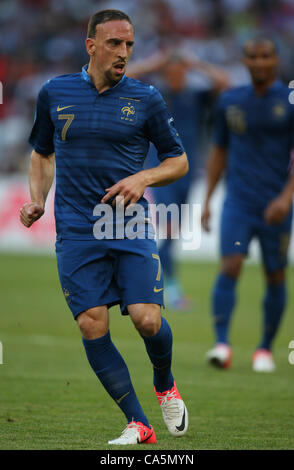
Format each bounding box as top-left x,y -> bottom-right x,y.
81,64 -> 126,93
250,79 -> 283,97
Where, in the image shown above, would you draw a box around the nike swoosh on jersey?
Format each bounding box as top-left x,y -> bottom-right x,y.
153,287 -> 164,293
115,391 -> 130,404
175,407 -> 186,432
57,105 -> 75,111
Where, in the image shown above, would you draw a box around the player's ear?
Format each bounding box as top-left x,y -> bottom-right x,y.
86,38 -> 96,56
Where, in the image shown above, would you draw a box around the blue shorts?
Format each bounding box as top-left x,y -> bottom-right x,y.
220,200 -> 292,272
55,237 -> 164,319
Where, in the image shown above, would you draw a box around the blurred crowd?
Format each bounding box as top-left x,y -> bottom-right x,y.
0,0 -> 294,173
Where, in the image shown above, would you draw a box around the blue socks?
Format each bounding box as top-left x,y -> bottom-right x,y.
260,282 -> 286,350
212,273 -> 286,351
82,331 -> 149,427
212,273 -> 237,344
141,317 -> 174,393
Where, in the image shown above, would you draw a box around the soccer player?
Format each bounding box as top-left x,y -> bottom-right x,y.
202,35 -> 294,372
19,10 -> 189,445
128,51 -> 230,310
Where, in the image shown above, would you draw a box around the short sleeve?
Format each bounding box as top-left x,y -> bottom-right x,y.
28,82 -> 55,155
212,93 -> 229,149
145,87 -> 185,162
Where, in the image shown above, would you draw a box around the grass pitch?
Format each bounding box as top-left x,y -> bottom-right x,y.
0,253 -> 293,450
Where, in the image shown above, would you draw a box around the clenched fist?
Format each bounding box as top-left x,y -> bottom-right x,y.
20,203 -> 44,227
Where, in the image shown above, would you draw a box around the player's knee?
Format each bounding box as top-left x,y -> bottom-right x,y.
130,305 -> 161,336
76,308 -> 108,339
138,315 -> 161,336
221,255 -> 243,279
265,269 -> 285,285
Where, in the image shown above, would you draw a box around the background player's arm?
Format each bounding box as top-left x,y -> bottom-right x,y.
264,168 -> 294,225
127,51 -> 169,78
128,50 -> 231,93
180,53 -> 231,93
20,150 -> 55,227
201,145 -> 227,232
101,152 -> 188,206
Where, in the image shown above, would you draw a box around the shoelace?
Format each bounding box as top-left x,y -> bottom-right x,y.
158,390 -> 182,420
120,421 -> 145,439
157,389 -> 177,406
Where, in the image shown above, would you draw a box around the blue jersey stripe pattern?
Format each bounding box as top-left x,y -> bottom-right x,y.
29,65 -> 185,239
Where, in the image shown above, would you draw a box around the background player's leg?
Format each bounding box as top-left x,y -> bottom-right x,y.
78,306 -> 150,427
259,268 -> 286,351
159,236 -> 174,279
254,221 -> 291,371
212,254 -> 244,344
128,303 -> 174,392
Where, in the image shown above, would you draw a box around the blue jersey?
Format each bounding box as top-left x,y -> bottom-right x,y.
213,80 -> 294,212
29,65 -> 185,239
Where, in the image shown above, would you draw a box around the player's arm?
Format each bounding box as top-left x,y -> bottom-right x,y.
127,50 -> 169,79
141,152 -> 188,187
101,153 -> 188,207
181,54 -> 231,93
264,167 -> 294,225
201,145 -> 227,232
20,150 -> 55,227
20,82 -> 55,227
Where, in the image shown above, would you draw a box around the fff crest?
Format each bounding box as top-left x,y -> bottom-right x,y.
226,105 -> 247,134
119,97 -> 137,123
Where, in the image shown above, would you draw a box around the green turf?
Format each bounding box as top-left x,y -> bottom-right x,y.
0,253 -> 293,449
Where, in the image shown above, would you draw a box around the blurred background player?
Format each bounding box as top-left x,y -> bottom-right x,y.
128,50 -> 230,310
202,35 -> 294,372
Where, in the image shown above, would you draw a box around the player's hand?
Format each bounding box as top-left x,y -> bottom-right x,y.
20,202 -> 44,227
264,196 -> 291,225
201,204 -> 211,232
101,172 -> 147,207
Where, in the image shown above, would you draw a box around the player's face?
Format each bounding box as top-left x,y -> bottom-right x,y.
243,42 -> 278,85
89,20 -> 134,84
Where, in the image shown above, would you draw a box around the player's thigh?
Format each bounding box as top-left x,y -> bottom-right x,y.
55,239 -> 120,320
115,238 -> 164,315
220,201 -> 254,259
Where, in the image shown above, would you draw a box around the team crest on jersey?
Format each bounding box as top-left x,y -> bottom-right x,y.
273,103 -> 286,118
119,97 -> 139,123
226,105 -> 247,134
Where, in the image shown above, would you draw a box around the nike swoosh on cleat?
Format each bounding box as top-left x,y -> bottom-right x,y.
175,407 -> 186,432
141,430 -> 153,443
153,287 -> 164,293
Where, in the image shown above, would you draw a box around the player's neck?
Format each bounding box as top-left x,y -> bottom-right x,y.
252,77 -> 277,96
87,61 -> 111,94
